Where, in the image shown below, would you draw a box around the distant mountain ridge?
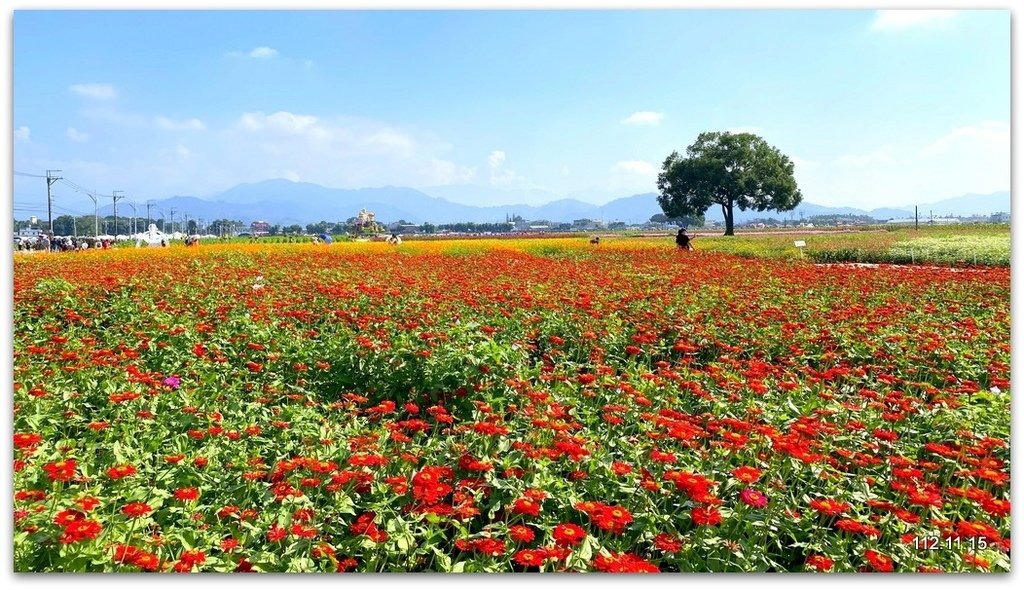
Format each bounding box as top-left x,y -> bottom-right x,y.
90,179 -> 1010,226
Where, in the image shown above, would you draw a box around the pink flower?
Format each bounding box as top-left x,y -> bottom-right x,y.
740,488 -> 769,508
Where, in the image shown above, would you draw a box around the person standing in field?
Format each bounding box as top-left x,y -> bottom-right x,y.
675,227 -> 695,250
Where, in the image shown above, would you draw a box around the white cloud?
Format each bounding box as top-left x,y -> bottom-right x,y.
726,126 -> 762,135
920,121 -> 1009,157
214,110 -> 479,190
561,165 -> 570,177
621,111 -> 664,126
14,126 -> 30,141
608,160 -> 658,194
790,156 -> 820,170
833,150 -> 892,168
282,169 -> 300,182
67,127 -> 90,143
176,144 -> 191,159
422,159 -> 477,185
612,160 -> 656,175
155,116 -> 207,131
238,111 -> 319,134
365,128 -> 416,157
871,10 -> 958,32
488,150 -> 506,169
70,83 -> 117,100
486,150 -> 526,187
230,46 -> 279,59
781,121 -> 1008,209
249,46 -> 278,59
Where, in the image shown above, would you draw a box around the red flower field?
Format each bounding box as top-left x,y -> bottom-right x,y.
11,240 -> 1010,572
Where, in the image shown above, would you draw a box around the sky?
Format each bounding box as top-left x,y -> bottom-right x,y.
11,8 -> 1010,214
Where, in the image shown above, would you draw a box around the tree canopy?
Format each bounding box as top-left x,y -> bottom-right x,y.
657,131 -> 802,236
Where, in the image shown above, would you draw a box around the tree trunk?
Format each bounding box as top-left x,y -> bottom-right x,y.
722,202 -> 734,236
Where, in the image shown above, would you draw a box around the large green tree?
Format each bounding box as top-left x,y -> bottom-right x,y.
657,131 -> 802,236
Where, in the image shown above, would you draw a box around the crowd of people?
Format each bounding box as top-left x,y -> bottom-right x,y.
15,234 -> 186,252
15,235 -> 116,252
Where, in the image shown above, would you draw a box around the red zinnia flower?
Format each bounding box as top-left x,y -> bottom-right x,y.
512,497 -> 542,517
864,549 -> 894,572
134,552 -> 161,571
106,464 -> 137,479
14,432 -> 43,449
611,462 -> 633,476
731,465 -> 762,483
653,533 -> 683,553
43,459 -> 76,482
805,554 -> 834,572
593,551 -> 659,573
76,496 -> 101,511
267,524 -> 287,542
174,487 -> 200,501
552,523 -> 587,546
179,549 -> 207,566
691,506 -> 723,526
809,498 -> 851,517
514,548 -> 547,567
508,525 -> 535,543
291,524 -> 318,538
835,519 -> 881,537
122,502 -> 153,518
590,504 -> 633,534
60,519 -> 102,544
54,509 -> 86,526
113,544 -> 142,565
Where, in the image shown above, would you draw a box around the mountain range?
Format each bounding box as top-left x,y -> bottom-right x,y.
88,179 -> 1010,227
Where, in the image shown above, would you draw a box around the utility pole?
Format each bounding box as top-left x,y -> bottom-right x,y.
128,202 -> 138,236
45,169 -> 62,235
184,213 -> 190,235
87,190 -> 100,237
915,206 -> 918,230
112,191 -> 125,240
169,208 -> 177,235
146,200 -> 154,230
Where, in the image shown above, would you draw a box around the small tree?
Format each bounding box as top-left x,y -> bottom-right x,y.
657,131 -> 802,236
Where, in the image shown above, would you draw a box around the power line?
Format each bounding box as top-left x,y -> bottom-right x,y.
14,170 -> 47,178
58,178 -> 113,199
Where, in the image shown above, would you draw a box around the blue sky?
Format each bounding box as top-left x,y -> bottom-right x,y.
12,9 -> 1010,212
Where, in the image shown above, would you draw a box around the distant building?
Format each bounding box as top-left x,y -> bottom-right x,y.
250,220 -> 271,235
387,222 -> 420,234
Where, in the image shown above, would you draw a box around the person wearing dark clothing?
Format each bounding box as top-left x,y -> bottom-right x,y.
675,228 -> 694,250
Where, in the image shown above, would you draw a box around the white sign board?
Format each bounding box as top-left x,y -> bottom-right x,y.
794,240 -> 806,248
